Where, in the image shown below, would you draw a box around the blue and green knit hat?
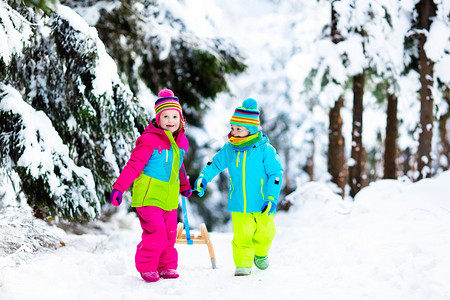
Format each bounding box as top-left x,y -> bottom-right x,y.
230,98 -> 260,134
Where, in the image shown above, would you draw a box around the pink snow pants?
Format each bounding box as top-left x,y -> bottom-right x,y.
135,206 -> 178,273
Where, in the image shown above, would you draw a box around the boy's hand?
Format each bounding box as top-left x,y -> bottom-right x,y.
261,199 -> 276,215
194,175 -> 207,197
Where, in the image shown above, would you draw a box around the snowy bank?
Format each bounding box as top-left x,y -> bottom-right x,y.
1,171 -> 450,299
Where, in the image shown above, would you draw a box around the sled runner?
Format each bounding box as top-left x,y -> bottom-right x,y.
176,195 -> 217,269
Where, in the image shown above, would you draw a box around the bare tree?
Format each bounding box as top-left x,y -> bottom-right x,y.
349,73 -> 366,198
438,87 -> 450,171
384,94 -> 398,179
416,0 -> 437,180
328,96 -> 347,196
327,1 -> 347,197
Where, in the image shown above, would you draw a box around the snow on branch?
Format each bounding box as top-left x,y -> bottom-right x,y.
0,84 -> 100,220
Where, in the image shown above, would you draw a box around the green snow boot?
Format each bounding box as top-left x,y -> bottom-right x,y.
234,267 -> 252,276
254,255 -> 269,270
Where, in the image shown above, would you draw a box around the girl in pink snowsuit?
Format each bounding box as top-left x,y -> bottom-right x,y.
110,89 -> 192,282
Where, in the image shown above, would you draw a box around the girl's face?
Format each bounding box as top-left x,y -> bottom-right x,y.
159,110 -> 181,133
230,125 -> 250,137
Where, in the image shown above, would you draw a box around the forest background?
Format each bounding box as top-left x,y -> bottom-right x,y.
0,0 -> 449,235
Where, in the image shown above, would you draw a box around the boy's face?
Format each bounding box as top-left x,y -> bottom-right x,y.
230,125 -> 250,137
159,110 -> 181,133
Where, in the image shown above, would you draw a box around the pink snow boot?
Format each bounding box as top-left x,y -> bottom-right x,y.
140,271 -> 160,282
159,269 -> 179,279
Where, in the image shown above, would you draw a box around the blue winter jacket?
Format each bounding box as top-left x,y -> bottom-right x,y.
200,132 -> 283,213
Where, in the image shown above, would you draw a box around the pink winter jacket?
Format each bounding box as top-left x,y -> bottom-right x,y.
113,120 -> 191,208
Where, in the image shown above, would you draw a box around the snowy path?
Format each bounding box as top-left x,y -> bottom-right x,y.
2,173 -> 450,299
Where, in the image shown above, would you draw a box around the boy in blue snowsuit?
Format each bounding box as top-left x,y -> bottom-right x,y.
195,98 -> 283,276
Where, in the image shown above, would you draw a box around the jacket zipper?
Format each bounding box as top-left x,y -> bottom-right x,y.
242,150 -> 247,213
260,178 -> 264,199
142,177 -> 152,206
229,178 -> 234,199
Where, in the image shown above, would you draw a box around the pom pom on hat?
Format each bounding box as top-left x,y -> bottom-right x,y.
154,88 -> 183,126
230,98 -> 260,135
242,98 -> 258,109
158,88 -> 175,98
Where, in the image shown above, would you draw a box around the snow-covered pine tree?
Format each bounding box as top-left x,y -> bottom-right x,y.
1,1 -> 141,221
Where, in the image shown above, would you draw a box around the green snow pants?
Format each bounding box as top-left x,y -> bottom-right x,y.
231,211 -> 276,268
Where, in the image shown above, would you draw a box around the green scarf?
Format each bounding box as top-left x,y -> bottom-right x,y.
228,131 -> 261,151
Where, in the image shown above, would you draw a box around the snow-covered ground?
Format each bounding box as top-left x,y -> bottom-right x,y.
1,171 -> 449,300
1,1 -> 450,299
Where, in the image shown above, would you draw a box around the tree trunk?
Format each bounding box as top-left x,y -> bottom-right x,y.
416,0 -> 437,180
327,1 -> 346,197
328,96 -> 346,196
283,147 -> 295,195
400,147 -> 414,177
306,139 -> 315,181
349,73 -> 365,198
438,87 -> 450,171
384,94 -> 398,179
331,1 -> 343,44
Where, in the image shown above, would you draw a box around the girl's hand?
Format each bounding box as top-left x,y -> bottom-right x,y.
110,189 -> 123,206
180,190 -> 193,197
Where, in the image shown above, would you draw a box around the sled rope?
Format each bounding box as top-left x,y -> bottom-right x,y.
177,194 -> 217,269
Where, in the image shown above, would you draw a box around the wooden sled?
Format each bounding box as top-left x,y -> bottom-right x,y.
176,222 -> 217,269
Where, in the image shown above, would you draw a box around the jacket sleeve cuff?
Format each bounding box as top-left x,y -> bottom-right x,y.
180,182 -> 192,192
112,182 -> 126,193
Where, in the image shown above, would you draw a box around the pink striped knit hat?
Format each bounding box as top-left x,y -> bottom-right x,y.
154,89 -> 184,126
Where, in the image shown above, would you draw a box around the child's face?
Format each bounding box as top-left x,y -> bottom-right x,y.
230,125 -> 250,137
159,110 -> 181,133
